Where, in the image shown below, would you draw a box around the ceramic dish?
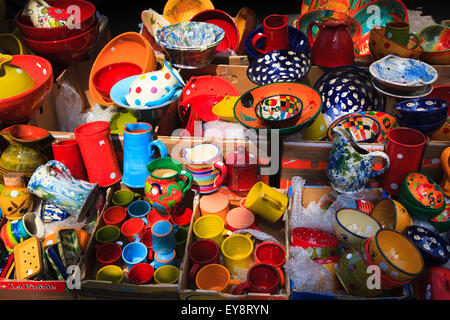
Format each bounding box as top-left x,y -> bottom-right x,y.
429,204 -> 450,233
393,98 -> 449,125
234,82 -> 322,135
370,198 -> 413,233
398,193 -> 444,221
163,0 -> 214,23
369,54 -> 438,92
327,115 -> 381,143
356,111 -> 399,143
405,226 -> 450,265
247,49 -> 311,85
255,94 -> 303,129
397,117 -> 447,136
401,172 -> 446,210
372,78 -> 433,99
419,24 -> 450,65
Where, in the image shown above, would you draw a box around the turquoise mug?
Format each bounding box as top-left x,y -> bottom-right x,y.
128,200 -> 152,224
122,241 -> 148,270
151,250 -> 178,269
151,220 -> 178,255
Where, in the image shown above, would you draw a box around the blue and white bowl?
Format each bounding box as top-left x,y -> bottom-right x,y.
393,98 -> 449,125
405,226 -> 450,265
396,117 -> 446,136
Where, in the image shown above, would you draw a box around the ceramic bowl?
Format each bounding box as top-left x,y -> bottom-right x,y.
396,117 -> 446,136
247,49 -> 311,86
0,55 -> 53,124
327,115 -> 381,143
419,24 -> 450,65
356,111 -> 399,143
162,0 -> 214,24
21,20 -> 99,65
398,193 -> 444,221
15,0 -> 96,41
290,227 -> 339,259
0,33 -> 25,55
334,208 -> 382,248
393,98 -> 449,126
141,9 -> 170,53
0,54 -> 35,100
400,172 -> 446,211
369,54 -> 438,93
369,26 -> 424,61
371,198 -> 413,233
92,62 -> 143,102
368,229 -> 424,282
254,94 -> 303,129
429,204 -> 450,233
405,226 -> 450,265
244,26 -> 310,60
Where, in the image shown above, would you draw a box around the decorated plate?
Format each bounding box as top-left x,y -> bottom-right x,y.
405,173 -> 445,209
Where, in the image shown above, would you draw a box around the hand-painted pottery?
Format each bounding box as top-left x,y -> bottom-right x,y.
334,208 -> 382,248
290,227 -> 339,259
141,9 -> 171,53
369,229 -> 424,282
246,49 -> 311,86
163,0 -> 214,23
0,54 -> 35,100
23,0 -> 73,28
393,98 -> 449,126
326,126 -> 390,194
369,54 -> 438,93
327,115 -> 381,143
255,94 -> 303,129
234,82 -> 322,135
357,111 -> 399,143
418,24 -> 450,65
429,203 -> 450,233
372,78 -> 434,99
370,198 -> 412,233
405,226 -> 450,265
0,173 -> 33,221
300,0 -> 359,16
440,147 -> 450,198
41,201 -> 67,222
234,7 -> 257,55
401,172 -> 445,210
398,193 -> 443,221
396,117 -> 447,136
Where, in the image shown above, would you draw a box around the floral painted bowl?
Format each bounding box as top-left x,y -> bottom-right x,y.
247,49 -> 311,86
429,203 -> 450,233
419,24 -> 450,65
327,115 -> 381,143
405,226 -> 450,265
369,54 -> 438,93
393,98 -> 449,126
400,172 -> 446,211
370,198 -> 413,233
290,227 -> 339,259
255,94 -> 303,129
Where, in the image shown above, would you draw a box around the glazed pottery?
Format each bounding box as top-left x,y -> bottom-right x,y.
334,208 -> 382,248
430,204 -> 450,233
245,182 -> 288,223
141,9 -> 170,53
127,200 -> 152,224
23,0 -> 72,28
175,226 -> 188,258
74,121 -> 122,188
225,146 -> 259,193
252,14 -> 289,55
307,19 -> 355,68
27,160 -> 99,221
122,241 -> 148,270
372,78 -> 433,99
0,54 -> 35,99
96,242 -> 122,267
399,194 -> 444,221
370,198 -> 412,233
234,7 -> 257,55
212,95 -> 239,122
430,118 -> 450,141
254,242 -> 286,285
0,124 -> 53,182
369,229 -> 424,282
144,157 -> 193,214
369,54 -> 438,93
0,173 -> 33,221
393,98 -> 448,126
195,263 -> 242,293
120,217 -> 145,243
199,192 -> 229,223
151,250 -> 178,269
441,147 -> 450,198
255,94 -> 303,129
357,111 -> 398,144
384,21 -> 419,48
95,225 -> 121,244
396,117 -> 446,136
189,239 -> 220,280
153,265 -> 180,284
232,263 -> 280,295
122,122 -> 168,188
193,214 -> 232,247
326,126 -> 390,194
291,227 -> 339,259
52,140 -> 87,181
128,263 -> 154,285
327,115 -> 381,143
379,127 -> 427,195
102,206 -> 127,228
401,172 -> 445,210
225,206 -> 257,232
163,0 -> 214,23
405,226 -> 450,265
246,49 -> 311,86
300,113 -> 328,140
221,233 -> 254,276
111,189 -> 141,207
14,237 -> 43,280
0,54 -> 53,124
183,143 -> 227,194
314,256 -> 341,292
419,24 -> 450,65
151,220 -> 178,255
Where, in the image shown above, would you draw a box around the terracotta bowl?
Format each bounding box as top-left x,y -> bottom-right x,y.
419,24 -> 450,65
334,208 -> 382,248
368,229 -> 424,282
371,198 -> 413,233
400,172 -> 446,211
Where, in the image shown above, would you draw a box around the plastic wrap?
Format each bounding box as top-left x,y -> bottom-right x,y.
233,229 -> 281,245
203,120 -> 248,140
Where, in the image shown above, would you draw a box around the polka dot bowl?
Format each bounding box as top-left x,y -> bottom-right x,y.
290,227 -> 338,260
368,229 -> 424,282
406,225 -> 450,265
393,98 -> 449,126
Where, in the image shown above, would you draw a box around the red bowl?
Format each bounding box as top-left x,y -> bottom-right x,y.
0,55 -> 53,124
15,0 -> 96,41
21,20 -> 99,65
291,227 -> 339,248
92,62 -> 142,102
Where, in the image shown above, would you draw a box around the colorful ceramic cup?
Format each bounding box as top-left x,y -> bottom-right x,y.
112,189 -> 142,207
225,206 -> 256,232
244,182 -> 288,223
153,265 -> 180,284
251,14 -> 289,55
120,217 -> 145,243
95,225 -> 121,244
221,233 -> 254,276
225,147 -> 259,193
127,200 -> 152,224
195,264 -> 242,293
189,239 -> 220,281
96,265 -> 123,283
96,242 -> 122,267
102,206 -> 127,227
52,140 -> 87,181
128,262 -> 154,285
151,250 -> 178,269
232,263 -> 281,295
199,192 -> 229,223
370,198 -> 413,233
193,214 -> 232,247
21,212 -> 44,239
151,220 -> 178,254
254,242 -> 286,285
122,241 -> 148,270
141,228 -> 153,251
147,208 -> 171,226
384,21 -> 420,49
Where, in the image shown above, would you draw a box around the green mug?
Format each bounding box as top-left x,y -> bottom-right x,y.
384,21 -> 420,49
112,189 -> 142,207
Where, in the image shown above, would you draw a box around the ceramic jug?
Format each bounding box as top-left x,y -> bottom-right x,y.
307,19 -> 354,68
0,124 -> 54,183
327,126 -> 390,194
440,147 -> 450,198
0,173 -> 33,220
27,160 -> 99,221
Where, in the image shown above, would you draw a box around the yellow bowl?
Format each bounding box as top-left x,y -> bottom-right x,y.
0,33 -> 25,55
0,54 -> 35,100
371,198 -> 413,233
368,229 -> 424,282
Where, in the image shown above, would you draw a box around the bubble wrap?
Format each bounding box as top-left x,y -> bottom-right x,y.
203,121 -> 248,140
233,229 -> 281,245
43,215 -> 89,238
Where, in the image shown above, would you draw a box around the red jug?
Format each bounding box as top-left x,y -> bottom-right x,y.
307,19 -> 354,68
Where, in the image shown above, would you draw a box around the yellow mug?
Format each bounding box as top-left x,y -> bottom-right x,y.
221,233 -> 254,276
153,265 -> 180,284
244,182 -> 288,223
96,265 -> 123,283
193,214 -> 232,247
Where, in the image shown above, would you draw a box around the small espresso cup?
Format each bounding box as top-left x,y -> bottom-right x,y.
384,21 -> 420,49
232,263 -> 281,295
188,239 -> 220,281
112,189 -> 142,207
195,264 -> 243,293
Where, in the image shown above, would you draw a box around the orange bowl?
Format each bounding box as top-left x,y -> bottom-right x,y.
371,198 -> 413,233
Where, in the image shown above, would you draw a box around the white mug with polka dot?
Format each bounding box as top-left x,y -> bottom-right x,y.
126,60 -> 184,108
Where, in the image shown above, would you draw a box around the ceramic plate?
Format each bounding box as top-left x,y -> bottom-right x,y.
372,79 -> 433,99
234,82 -> 322,135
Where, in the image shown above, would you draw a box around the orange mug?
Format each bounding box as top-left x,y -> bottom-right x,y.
199,192 -> 229,223
195,264 -> 242,293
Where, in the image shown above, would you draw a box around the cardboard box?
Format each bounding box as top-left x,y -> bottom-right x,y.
178,190 -> 291,300
288,185 -> 410,300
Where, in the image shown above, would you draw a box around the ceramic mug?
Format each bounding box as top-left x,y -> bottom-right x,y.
199,192 -> 229,223
195,264 -> 243,293
95,225 -> 121,244
174,226 -> 189,259
153,265 -> 180,284
225,205 -> 257,232
188,239 -> 220,281
102,206 -> 128,227
221,233 -> 254,276
96,265 -> 123,283
96,242 -> 122,267
120,217 -> 145,243
21,212 -> 44,239
147,208 -> 171,226
151,220 -> 178,254
127,200 -> 152,224
112,189 -> 142,207
151,250 -> 178,269
384,22 -> 420,49
254,242 -> 286,285
193,214 -> 232,247
251,14 -> 289,55
122,241 -> 148,270
244,182 -> 288,223
52,140 -> 88,181
232,263 -> 281,295
128,263 -> 154,285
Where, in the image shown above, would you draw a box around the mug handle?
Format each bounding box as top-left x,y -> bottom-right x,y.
189,263 -> 200,281
252,33 -> 267,55
408,33 -> 420,49
369,151 -> 391,178
178,170 -> 193,194
232,281 -> 250,295
307,21 -> 324,47
261,192 -> 284,209
149,140 -> 168,159
212,161 -> 228,188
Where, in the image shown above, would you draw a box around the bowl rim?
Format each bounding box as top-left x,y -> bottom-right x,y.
335,208 -> 382,241
418,24 -> 450,53
327,114 -> 381,143
405,225 -> 450,262
393,97 -> 449,113
254,93 -> 304,123
371,198 -> 398,230
401,172 -> 445,209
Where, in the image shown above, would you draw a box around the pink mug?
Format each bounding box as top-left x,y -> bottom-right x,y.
252,15 -> 289,55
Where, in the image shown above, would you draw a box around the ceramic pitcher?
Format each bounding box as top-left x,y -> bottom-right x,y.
122,122 -> 168,189
327,126 -> 390,194
27,160 -> 99,220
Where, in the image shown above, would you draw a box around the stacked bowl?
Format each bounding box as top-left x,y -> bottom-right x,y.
419,24 -> 450,65
15,0 -> 98,65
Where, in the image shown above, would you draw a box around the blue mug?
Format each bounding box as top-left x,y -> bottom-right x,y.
122,241 -> 148,270
127,200 -> 152,224
151,220 -> 178,255
151,250 -> 178,269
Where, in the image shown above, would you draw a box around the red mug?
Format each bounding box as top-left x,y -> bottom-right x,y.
225,146 -> 259,194
52,140 -> 88,181
128,263 -> 154,285
147,208 -> 171,227
254,242 -> 286,285
141,228 -> 154,260
232,263 -> 281,295
188,239 -> 220,281
96,242 -> 122,267
102,206 -> 127,227
120,217 -> 145,243
252,14 -> 289,55
379,127 -> 427,195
